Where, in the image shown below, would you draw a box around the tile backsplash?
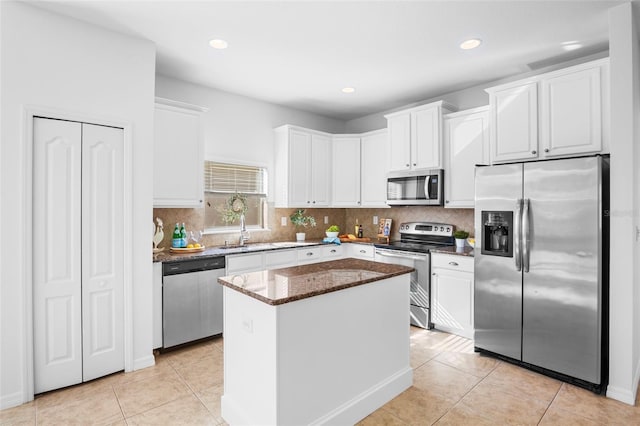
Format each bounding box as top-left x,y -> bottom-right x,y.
152,204 -> 473,249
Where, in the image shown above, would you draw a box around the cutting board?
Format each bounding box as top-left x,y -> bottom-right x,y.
339,237 -> 371,243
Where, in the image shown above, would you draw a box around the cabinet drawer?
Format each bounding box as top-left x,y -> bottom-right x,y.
265,249 -> 297,268
297,247 -> 323,264
226,253 -> 263,273
349,243 -> 374,259
431,253 -> 474,272
322,245 -> 344,259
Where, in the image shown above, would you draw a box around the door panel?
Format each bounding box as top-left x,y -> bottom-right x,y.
522,157 -> 602,383
33,118 -> 83,393
82,123 -> 125,381
474,163 -> 523,360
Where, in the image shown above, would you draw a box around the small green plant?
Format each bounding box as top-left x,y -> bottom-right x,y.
289,209 -> 317,230
453,230 -> 469,239
326,225 -> 340,232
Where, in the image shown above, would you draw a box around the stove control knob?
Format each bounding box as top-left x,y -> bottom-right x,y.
440,227 -> 444,231
446,227 -> 451,232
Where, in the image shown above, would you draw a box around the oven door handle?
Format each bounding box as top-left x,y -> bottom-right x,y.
375,249 -> 428,261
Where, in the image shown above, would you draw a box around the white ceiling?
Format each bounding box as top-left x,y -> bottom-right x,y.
30,0 -> 622,120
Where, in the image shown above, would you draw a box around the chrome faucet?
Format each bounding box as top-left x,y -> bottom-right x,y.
239,213 -> 250,246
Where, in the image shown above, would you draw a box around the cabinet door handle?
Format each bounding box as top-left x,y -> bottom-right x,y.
544,148 -> 549,153
359,249 -> 366,253
330,249 -> 336,253
307,201 -> 310,204
448,261 -> 459,266
306,252 -> 313,256
531,150 -> 537,155
432,273 -> 437,276
445,200 -> 449,204
406,163 -> 410,167
312,201 -> 316,204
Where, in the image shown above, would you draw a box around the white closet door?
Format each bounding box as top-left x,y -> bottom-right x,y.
33,118 -> 83,393
81,123 -> 124,381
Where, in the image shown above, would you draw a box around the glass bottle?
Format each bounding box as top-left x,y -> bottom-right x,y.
172,223 -> 181,248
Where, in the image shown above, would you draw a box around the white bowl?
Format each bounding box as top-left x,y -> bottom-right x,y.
325,231 -> 339,238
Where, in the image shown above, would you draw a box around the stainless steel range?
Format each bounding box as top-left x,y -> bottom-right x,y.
374,222 -> 454,329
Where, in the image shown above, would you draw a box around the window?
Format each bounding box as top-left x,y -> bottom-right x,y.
204,161 -> 268,232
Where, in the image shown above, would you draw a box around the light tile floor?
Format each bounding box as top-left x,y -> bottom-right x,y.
2,327 -> 639,425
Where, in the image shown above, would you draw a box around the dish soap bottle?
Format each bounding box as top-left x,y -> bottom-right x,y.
354,218 -> 359,236
357,224 -> 363,238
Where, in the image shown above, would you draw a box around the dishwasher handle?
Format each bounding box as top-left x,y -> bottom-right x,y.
163,256 -> 226,276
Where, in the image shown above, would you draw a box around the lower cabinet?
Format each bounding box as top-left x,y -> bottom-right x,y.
346,243 -> 375,260
431,253 -> 474,339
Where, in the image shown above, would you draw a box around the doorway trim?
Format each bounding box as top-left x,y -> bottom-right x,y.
22,105 -> 134,400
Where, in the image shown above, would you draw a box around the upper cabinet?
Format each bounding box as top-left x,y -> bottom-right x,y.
360,130 -> 389,207
153,97 -> 208,208
385,101 -> 456,172
274,125 -> 331,208
486,58 -> 609,164
331,136 -> 361,207
443,107 -> 489,208
331,129 -> 389,208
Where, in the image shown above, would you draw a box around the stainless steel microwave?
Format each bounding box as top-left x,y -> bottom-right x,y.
386,169 -> 444,206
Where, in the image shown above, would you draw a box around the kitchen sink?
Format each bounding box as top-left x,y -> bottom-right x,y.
270,241 -> 317,247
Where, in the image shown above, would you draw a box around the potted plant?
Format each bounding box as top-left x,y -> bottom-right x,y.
453,230 -> 469,248
325,225 -> 340,238
289,209 -> 316,241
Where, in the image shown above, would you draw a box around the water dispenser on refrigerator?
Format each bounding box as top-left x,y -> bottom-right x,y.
481,211 -> 513,257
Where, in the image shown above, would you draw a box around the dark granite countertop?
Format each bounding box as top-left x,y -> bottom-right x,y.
430,246 -> 475,257
218,258 -> 414,306
153,241 -> 324,263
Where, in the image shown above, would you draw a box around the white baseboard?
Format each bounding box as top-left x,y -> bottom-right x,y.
0,391 -> 27,411
132,354 -> 155,371
309,367 -> 413,425
607,357 -> 640,405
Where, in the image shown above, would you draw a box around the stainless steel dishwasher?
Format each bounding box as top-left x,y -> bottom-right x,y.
162,256 -> 225,348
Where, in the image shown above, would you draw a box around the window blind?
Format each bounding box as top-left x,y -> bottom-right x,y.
204,161 -> 267,195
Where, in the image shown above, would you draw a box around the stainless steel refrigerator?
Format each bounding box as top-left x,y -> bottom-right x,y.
474,155 -> 609,393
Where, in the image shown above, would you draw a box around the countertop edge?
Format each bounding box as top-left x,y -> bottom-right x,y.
218,258 -> 414,306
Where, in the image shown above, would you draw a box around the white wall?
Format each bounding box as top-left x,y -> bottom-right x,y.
607,2 -> 640,405
0,2 -> 156,408
155,75 -> 346,201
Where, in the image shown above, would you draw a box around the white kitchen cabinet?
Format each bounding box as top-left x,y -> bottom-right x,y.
274,125 -> 331,207
322,244 -> 344,260
226,252 -> 264,275
346,243 -> 375,260
385,101 -> 455,172
265,249 -> 298,268
443,107 -> 489,208
486,58 -> 609,164
331,130 -> 389,208
297,246 -> 324,264
331,136 -> 361,207
360,129 -> 389,207
540,61 -> 607,157
431,253 -> 474,339
153,97 -> 208,208
487,81 -> 538,163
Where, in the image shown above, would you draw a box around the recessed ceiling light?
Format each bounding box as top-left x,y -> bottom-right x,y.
342,87 -> 355,94
460,38 -> 482,50
209,39 -> 228,49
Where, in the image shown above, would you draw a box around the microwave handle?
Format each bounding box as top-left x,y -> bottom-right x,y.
424,176 -> 431,200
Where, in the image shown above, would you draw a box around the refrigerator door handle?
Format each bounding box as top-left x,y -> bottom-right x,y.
514,198 -> 523,271
522,198 -> 530,273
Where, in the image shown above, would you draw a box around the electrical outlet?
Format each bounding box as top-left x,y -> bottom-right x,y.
281,217 -> 287,226
324,216 -> 329,224
373,216 -> 378,225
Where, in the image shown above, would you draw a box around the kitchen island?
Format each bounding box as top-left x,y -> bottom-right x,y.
218,258 -> 414,426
